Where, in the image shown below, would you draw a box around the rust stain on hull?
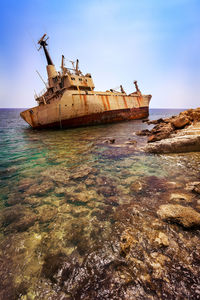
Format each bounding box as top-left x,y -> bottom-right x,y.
122,96 -> 128,109
82,94 -> 88,112
100,95 -> 107,110
33,106 -> 149,129
137,95 -> 143,107
105,95 -> 111,110
83,94 -> 87,107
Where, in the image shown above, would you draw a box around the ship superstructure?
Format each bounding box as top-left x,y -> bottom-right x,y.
20,34 -> 151,128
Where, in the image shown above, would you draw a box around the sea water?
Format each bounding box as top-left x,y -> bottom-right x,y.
0,108 -> 200,299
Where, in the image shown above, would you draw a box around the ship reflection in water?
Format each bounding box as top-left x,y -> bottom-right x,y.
20,34 -> 151,129
0,108 -> 200,299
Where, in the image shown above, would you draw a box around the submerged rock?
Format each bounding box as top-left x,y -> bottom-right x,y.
167,181 -> 184,189
37,205 -> 57,223
24,180 -> 55,197
130,180 -> 144,193
130,176 -> 167,196
186,182 -> 200,195
125,139 -> 137,145
69,166 -> 96,180
0,255 -> 17,300
155,232 -> 169,247
18,177 -> 36,191
120,229 -> 136,257
69,192 -> 89,204
97,185 -> 117,197
42,167 -> 70,184
193,183 -> 200,194
96,175 -> 114,186
157,204 -> 200,228
84,178 -> 95,186
185,181 -> 200,192
102,138 -> 116,144
0,205 -> 37,232
103,196 -> 120,206
170,193 -> 193,203
42,252 -> 69,283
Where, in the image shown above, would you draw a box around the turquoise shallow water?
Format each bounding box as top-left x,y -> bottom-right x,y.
0,108 -> 200,299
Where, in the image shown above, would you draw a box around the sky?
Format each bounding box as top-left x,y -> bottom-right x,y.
0,0 -> 200,108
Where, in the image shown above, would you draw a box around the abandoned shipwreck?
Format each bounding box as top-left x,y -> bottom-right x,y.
20,34 -> 152,129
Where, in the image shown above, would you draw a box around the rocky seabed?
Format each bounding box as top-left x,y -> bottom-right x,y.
0,109 -> 200,299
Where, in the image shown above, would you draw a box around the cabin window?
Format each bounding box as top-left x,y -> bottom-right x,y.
79,78 -> 82,81
71,77 -> 75,80
29,110 -> 33,114
53,77 -> 58,83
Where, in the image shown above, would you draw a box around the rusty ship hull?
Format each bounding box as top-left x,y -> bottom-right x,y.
20,91 -> 151,129
20,34 -> 151,129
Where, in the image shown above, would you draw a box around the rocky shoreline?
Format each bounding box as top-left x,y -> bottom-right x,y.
137,108 -> 200,153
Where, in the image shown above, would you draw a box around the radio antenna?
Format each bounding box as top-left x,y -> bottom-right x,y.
36,70 -> 48,88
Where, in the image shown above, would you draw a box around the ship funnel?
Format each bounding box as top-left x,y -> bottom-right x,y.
38,34 -> 58,87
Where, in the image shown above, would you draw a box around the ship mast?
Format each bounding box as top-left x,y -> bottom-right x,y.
38,34 -> 53,65
38,34 -> 58,87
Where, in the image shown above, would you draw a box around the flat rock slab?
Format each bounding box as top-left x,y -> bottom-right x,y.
144,135 -> 200,154
157,204 -> 200,228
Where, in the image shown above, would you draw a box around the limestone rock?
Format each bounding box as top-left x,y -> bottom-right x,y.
151,122 -> 174,134
136,129 -> 151,136
147,118 -> 165,125
170,193 -> 192,203
155,232 -> 169,247
167,181 -> 184,189
194,184 -> 200,194
25,180 -> 54,196
97,185 -> 116,197
171,116 -> 190,129
185,182 -> 200,193
37,205 -> 57,223
69,192 -> 89,204
148,123 -> 174,143
157,204 -> 200,228
130,181 -> 144,193
189,110 -> 200,122
18,178 -> 36,191
125,140 -> 137,145
144,108 -> 200,149
69,166 -> 95,180
42,168 -> 70,184
120,229 -> 136,256
54,186 -> 66,196
0,205 -> 37,232
145,135 -> 200,154
85,178 -> 95,186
